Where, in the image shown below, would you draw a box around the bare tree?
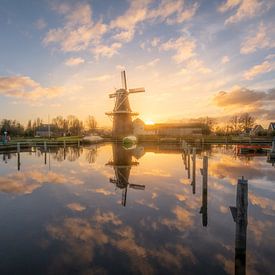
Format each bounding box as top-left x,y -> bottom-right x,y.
238,113 -> 255,132
85,115 -> 97,133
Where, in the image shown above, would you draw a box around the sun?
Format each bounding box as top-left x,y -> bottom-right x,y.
145,119 -> 155,125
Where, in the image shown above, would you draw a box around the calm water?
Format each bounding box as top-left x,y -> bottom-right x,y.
0,143 -> 274,275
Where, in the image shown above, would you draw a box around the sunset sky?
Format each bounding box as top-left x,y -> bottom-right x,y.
0,0 -> 275,127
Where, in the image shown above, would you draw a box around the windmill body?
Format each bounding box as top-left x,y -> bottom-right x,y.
106,71 -> 145,138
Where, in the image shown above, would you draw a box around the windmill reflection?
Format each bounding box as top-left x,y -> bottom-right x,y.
230,177 -> 248,275
107,143 -> 145,206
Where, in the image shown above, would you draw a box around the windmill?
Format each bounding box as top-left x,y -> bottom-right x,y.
106,143 -> 145,207
106,71 -> 145,138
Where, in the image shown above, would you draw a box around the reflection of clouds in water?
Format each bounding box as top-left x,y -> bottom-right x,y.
0,171 -> 83,195
67,202 -> 86,212
93,188 -> 115,196
248,216 -> 273,244
135,198 -> 159,210
47,208 -> 197,274
132,168 -> 171,177
162,206 -> 194,231
249,192 -> 275,216
215,254 -> 234,275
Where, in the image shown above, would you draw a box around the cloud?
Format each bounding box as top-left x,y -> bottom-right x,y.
0,75 -> 63,101
44,3 -> 107,52
213,86 -> 275,119
65,57 -> 85,66
151,37 -> 160,47
221,55 -> 230,64
240,22 -> 275,54
244,60 -> 274,80
91,43 -> 122,59
179,59 -> 212,74
218,0 -> 242,12
166,3 -> 199,24
110,0 -> 198,43
218,0 -> 271,25
136,58 -> 160,70
67,203 -> 86,212
160,36 -> 196,63
159,35 -> 211,75
0,171 -> 83,195
34,18 -> 47,30
214,87 -> 268,107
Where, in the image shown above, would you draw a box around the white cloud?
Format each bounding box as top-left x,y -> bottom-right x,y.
65,57 -> 85,66
221,55 -> 230,64
44,3 -> 107,52
151,37 -> 160,47
136,58 -> 160,70
240,22 -> 275,54
110,0 -> 198,43
91,43 -> 122,59
0,75 -> 63,101
113,29 -> 135,42
218,0 -> 271,25
244,60 -> 274,80
218,0 -> 242,12
160,36 -> 196,63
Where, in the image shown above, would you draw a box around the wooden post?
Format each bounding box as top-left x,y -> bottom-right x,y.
78,139 -> 80,147
17,142 -> 20,153
229,177 -> 248,275
187,145 -> 190,179
200,156 -> 208,227
44,141 -> 47,151
17,152 -> 20,171
191,147 -> 196,194
63,140 -> 66,160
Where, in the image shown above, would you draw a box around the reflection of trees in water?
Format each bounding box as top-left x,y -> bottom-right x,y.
85,146 -> 97,164
66,147 -> 83,162
2,152 -> 13,163
50,147 -> 83,162
51,148 -> 65,162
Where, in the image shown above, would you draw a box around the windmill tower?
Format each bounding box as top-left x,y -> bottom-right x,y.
106,71 -> 145,138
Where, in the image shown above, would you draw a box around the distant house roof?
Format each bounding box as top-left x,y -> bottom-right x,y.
133,118 -> 144,125
250,125 -> 264,135
269,122 -> 275,131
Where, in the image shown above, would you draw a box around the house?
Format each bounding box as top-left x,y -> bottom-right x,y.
268,122 -> 275,133
133,118 -> 155,135
250,125 -> 264,136
35,124 -> 58,137
133,119 -> 204,137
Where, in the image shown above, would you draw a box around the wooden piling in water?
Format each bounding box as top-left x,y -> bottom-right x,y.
230,177 -> 248,275
187,145 -> 191,179
200,156 -> 208,227
191,147 -> 196,194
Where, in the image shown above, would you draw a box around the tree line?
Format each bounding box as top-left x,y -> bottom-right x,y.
1,115 -> 97,137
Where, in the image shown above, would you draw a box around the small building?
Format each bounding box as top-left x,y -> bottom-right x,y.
268,122 -> 275,133
35,124 -> 58,137
250,125 -> 264,136
133,118 -> 155,135
133,119 -> 204,137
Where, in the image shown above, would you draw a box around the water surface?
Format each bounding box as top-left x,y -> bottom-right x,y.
0,143 -> 274,274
